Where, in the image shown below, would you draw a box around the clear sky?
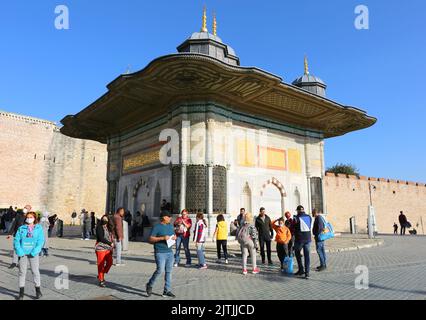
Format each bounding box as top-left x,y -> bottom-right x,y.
0,0 -> 425,182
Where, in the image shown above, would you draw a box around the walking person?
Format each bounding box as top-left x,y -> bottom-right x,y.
39,212 -> 50,257
79,209 -> 86,238
312,209 -> 327,272
146,211 -> 176,298
255,207 -> 274,265
193,212 -> 208,269
293,205 -> 313,279
236,208 -> 245,230
284,211 -> 296,255
95,215 -> 115,287
237,211 -> 260,275
270,217 -> 291,271
393,222 -> 398,235
90,212 -> 96,238
173,209 -> 192,267
113,207 -> 125,266
83,211 -> 91,240
7,205 -> 30,269
71,210 -> 77,226
14,211 -> 45,300
399,211 -> 408,235
213,214 -> 229,264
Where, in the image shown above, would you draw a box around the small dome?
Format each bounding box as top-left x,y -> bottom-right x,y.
292,74 -> 325,86
187,32 -> 237,57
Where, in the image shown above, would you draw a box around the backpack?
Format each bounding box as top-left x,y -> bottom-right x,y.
237,224 -> 252,245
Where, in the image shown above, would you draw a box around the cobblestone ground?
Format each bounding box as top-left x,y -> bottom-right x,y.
0,235 -> 425,300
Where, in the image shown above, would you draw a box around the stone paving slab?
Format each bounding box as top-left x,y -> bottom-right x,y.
1,234 -> 425,300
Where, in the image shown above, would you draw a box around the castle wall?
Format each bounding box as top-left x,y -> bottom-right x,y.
0,111 -> 107,223
325,173 -> 426,234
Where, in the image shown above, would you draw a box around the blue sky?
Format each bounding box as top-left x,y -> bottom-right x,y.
0,0 -> 425,181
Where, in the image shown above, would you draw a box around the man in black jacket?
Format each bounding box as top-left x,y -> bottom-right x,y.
312,209 -> 327,271
255,207 -> 274,265
294,205 -> 312,279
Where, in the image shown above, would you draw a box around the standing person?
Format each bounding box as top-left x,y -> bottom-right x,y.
83,211 -> 91,240
193,212 -> 208,269
90,212 -> 96,238
399,211 -> 408,235
255,207 -> 274,265
71,210 -> 77,226
146,211 -> 176,298
284,211 -> 296,256
312,209 -> 327,272
237,208 -> 245,229
237,211 -> 260,275
293,205 -> 313,279
113,207 -> 125,266
124,210 -> 132,239
173,209 -> 192,267
393,222 -> 398,235
141,211 -> 151,238
79,209 -> 86,238
131,211 -> 142,241
4,206 -> 14,233
14,211 -> 45,300
39,212 -> 50,257
95,215 -> 115,287
47,214 -> 57,238
230,219 -> 238,236
270,217 -> 291,271
213,214 -> 229,264
7,205 -> 30,269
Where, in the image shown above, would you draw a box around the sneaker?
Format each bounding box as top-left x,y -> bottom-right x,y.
8,263 -> 17,269
146,284 -> 152,297
225,259 -> 229,264
252,267 -> 260,274
294,270 -> 304,276
173,263 -> 178,267
84,238 -> 90,241
304,273 -> 310,279
99,281 -> 106,288
316,266 -> 326,272
162,291 -> 176,298
114,263 -> 126,267
242,269 -> 248,275
199,264 -> 208,270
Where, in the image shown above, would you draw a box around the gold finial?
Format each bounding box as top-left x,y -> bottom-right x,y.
304,56 -> 309,75
212,12 -> 217,36
201,6 -> 208,32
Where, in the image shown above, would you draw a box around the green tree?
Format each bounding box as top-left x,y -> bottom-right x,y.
326,163 -> 360,176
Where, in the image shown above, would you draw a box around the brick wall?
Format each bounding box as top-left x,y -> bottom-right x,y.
325,173 -> 426,234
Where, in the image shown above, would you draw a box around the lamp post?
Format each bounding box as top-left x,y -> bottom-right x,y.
367,182 -> 377,238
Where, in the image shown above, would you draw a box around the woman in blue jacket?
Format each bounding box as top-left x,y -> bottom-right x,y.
14,211 -> 45,300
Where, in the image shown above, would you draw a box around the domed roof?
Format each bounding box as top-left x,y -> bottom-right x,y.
187,31 -> 237,57
292,74 -> 325,86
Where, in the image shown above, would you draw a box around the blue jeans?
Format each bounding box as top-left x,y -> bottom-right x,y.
148,251 -> 174,292
174,235 -> 191,265
196,243 -> 206,266
294,241 -> 311,275
316,240 -> 327,267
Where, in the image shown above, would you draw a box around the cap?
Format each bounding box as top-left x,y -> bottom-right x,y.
296,205 -> 304,211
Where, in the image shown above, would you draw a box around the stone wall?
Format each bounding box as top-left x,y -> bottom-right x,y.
0,111 -> 107,223
325,173 -> 426,234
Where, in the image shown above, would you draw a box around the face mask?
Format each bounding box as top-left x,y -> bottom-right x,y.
26,218 -> 35,224
23,208 -> 28,214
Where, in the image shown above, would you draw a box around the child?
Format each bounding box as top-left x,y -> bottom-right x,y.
393,222 -> 398,235
213,214 -> 229,264
270,217 -> 291,271
193,212 -> 208,269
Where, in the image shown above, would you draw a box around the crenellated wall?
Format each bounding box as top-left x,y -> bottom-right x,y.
325,173 -> 426,234
0,111 -> 107,223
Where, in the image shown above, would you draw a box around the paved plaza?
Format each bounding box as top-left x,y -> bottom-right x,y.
0,234 -> 425,300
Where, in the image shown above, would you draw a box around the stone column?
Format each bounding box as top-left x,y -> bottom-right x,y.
319,140 -> 327,214
304,136 -> 312,214
180,120 -> 190,212
206,119 -> 214,237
